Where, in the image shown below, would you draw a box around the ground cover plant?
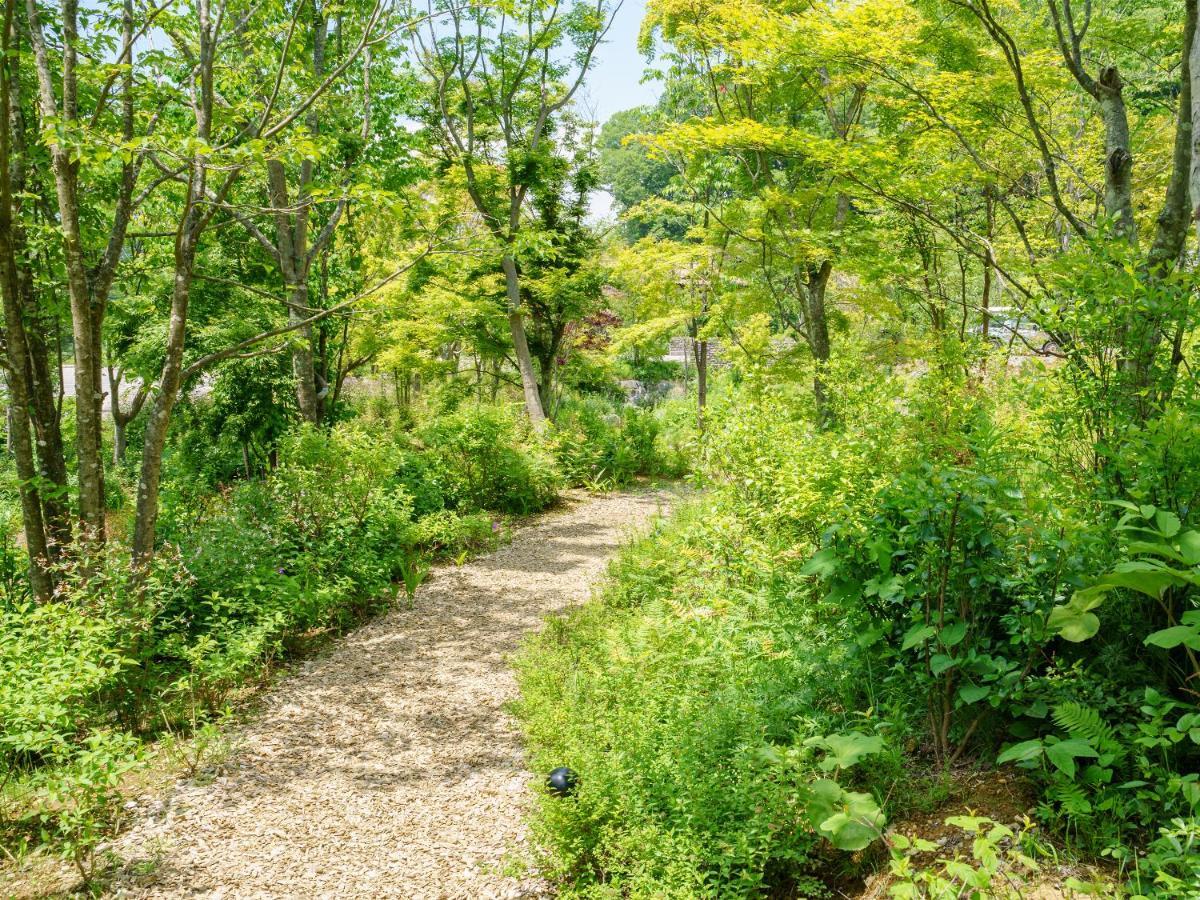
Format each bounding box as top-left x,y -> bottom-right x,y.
517,357 -> 1200,897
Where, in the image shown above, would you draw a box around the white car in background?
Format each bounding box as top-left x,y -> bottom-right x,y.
970,308 -> 1060,356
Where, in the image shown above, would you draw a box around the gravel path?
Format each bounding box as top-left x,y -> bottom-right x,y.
110,489 -> 671,899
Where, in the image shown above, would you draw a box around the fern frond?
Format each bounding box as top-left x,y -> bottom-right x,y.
1049,781 -> 1093,818
1051,702 -> 1123,759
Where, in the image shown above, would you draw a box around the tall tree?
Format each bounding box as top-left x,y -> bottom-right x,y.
0,0 -> 52,599
412,0 -> 620,428
131,0 -> 397,560
641,0 -> 895,418
230,2 -> 379,423
24,0 -> 151,544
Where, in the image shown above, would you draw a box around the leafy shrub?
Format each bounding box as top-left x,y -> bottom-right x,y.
886,815 -> 1046,899
421,405 -> 560,513
1128,817 -> 1200,898
412,509 -> 501,555
547,397 -> 691,488
0,547 -> 189,760
32,731 -> 142,885
515,505 -> 895,897
391,445 -> 447,517
159,425 -> 417,703
988,505 -> 1200,855
0,602 -> 133,762
516,355 -> 1198,895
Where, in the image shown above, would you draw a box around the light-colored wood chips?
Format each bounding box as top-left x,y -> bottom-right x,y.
109,490 -> 671,899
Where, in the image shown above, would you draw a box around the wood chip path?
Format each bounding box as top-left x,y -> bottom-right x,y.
109,489 -> 671,899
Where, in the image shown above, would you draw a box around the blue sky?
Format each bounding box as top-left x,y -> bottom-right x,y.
580,0 -> 660,218
577,0 -> 660,126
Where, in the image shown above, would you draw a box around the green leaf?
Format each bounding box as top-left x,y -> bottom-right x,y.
800,548 -> 839,578
901,624 -> 935,651
997,739 -> 1043,765
1182,781 -> 1200,807
819,811 -> 881,851
1179,532 -> 1200,566
813,731 -> 885,770
1155,510 -> 1181,537
806,778 -> 843,830
1126,541 -> 1188,564
818,790 -> 886,851
1046,607 -> 1099,643
930,653 -> 958,675
1045,739 -> 1098,779
1100,562 -> 1186,599
940,621 -> 968,648
958,684 -> 991,704
807,780 -> 886,851
1144,625 -> 1200,651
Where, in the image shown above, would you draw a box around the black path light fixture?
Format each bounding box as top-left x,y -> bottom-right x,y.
546,766 -> 578,798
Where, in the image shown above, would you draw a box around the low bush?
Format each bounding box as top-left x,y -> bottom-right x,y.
546,396 -> 691,488
421,405 -> 561,513
0,409 -> 568,870
516,505 -> 899,897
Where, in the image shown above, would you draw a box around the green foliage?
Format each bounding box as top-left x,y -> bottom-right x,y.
421,406 -> 561,514
0,399 -> 578,865
516,342 -> 1199,894
1127,817 -> 1200,899
546,398 -> 689,488
411,509 -> 501,556
1048,504 -> 1200,689
886,816 -> 1045,899
516,503 -> 898,897
34,731 -> 142,885
0,548 -> 189,760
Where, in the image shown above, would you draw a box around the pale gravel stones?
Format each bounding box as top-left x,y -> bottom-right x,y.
109,489 -> 672,899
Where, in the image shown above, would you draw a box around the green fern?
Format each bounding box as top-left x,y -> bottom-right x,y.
1049,780 -> 1093,818
1051,702 -> 1124,759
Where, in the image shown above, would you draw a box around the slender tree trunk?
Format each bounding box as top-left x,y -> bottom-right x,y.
1192,0 -> 1200,246
536,354 -> 556,420
289,283 -> 320,422
0,332 -> 52,601
27,321 -> 70,547
5,41 -> 69,550
264,8 -> 335,425
982,189 -> 994,342
536,327 -> 566,421
133,221 -> 200,562
107,364 -> 147,465
133,0 -> 214,562
25,0 -> 130,545
806,262 -> 833,422
1096,73 -> 1137,241
501,253 -> 547,429
0,14 -> 51,598
49,179 -> 106,539
113,419 -> 126,466
696,338 -> 708,430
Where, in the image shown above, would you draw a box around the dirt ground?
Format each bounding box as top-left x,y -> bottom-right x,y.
97,489 -> 672,899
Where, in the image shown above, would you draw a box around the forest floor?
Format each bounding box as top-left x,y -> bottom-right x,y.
93,488 -> 673,899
